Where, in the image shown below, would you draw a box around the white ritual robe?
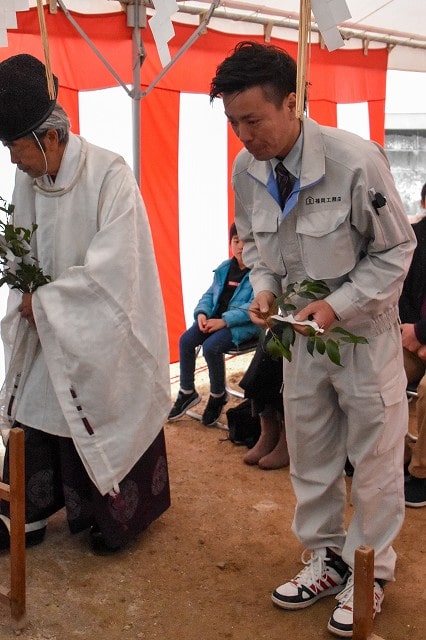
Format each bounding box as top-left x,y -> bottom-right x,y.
0,134 -> 170,496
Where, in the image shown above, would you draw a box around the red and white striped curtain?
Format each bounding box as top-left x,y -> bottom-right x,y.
2,8 -> 388,362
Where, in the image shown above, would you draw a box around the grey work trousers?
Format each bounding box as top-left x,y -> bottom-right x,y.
283,323 -> 407,581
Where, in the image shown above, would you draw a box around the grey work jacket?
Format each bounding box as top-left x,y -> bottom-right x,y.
233,118 -> 416,337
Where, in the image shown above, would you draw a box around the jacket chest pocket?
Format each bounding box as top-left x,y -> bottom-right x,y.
252,209 -> 287,276
296,209 -> 357,280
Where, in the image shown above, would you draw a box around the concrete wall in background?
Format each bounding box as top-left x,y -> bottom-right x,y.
385,129 -> 426,217
384,71 -> 426,218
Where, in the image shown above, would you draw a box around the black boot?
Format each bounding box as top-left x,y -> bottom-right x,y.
89,524 -> 124,555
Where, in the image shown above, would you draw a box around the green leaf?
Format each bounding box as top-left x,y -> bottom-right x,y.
315,336 -> 326,354
330,327 -> 354,336
329,327 -> 368,344
307,336 -> 315,356
0,198 -> 51,292
266,337 -> 291,362
280,322 -> 296,347
304,326 -> 317,336
239,278 -> 369,367
298,290 -> 319,300
282,345 -> 292,362
325,339 -> 342,366
283,283 -> 297,297
302,280 -> 330,295
339,335 -> 369,345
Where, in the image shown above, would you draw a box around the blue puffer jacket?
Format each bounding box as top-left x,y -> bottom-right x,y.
193,259 -> 260,346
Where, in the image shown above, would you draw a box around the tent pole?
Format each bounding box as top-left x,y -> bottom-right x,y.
130,1 -> 146,186
56,0 -> 132,96
55,0 -> 216,183
141,0 -> 219,99
57,0 -> 145,182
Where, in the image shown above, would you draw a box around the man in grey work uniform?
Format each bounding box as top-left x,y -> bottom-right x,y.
210,41 -> 416,638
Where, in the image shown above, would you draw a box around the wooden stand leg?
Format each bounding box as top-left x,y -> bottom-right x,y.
353,545 -> 384,640
0,428 -> 26,630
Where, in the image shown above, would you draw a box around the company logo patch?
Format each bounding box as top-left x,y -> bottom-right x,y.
305,196 -> 342,205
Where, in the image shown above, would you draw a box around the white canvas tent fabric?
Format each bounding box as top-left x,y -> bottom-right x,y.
25,0 -> 426,72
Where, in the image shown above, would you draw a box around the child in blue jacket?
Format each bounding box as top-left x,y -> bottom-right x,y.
168,223 -> 259,426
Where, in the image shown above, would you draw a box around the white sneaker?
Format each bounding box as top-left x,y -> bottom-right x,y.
327,572 -> 384,637
272,548 -> 349,610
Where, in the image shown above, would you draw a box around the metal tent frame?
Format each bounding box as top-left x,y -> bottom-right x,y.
48,0 -> 426,184
55,0 -> 219,184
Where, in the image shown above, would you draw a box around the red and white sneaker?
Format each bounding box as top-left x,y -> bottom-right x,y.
272,548 -> 349,610
327,572 -> 384,637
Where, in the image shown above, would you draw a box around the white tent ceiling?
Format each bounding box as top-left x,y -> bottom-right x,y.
26,0 -> 426,72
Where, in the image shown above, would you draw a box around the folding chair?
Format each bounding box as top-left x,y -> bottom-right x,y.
406,382 -> 419,402
0,428 -> 26,630
224,338 -> 259,399
406,382 -> 419,442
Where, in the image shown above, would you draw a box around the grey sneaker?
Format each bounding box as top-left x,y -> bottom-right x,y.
168,390 -> 201,420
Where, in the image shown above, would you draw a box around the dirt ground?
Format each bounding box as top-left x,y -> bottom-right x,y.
0,353 -> 425,640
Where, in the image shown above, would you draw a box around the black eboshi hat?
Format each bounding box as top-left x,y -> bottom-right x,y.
0,53 -> 58,143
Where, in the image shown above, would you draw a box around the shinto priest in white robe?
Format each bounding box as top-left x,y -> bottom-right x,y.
0,133 -> 171,497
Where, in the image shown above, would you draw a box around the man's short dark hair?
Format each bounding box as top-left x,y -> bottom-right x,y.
210,41 -> 297,107
421,182 -> 426,203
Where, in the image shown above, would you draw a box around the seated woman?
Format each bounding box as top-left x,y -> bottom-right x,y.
239,330 -> 289,470
168,223 -> 260,426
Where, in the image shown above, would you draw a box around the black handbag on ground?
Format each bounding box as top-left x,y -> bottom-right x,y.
225,399 -> 261,448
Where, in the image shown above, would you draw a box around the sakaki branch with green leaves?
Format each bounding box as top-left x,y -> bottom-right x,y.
254,279 -> 368,366
0,196 -> 51,293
